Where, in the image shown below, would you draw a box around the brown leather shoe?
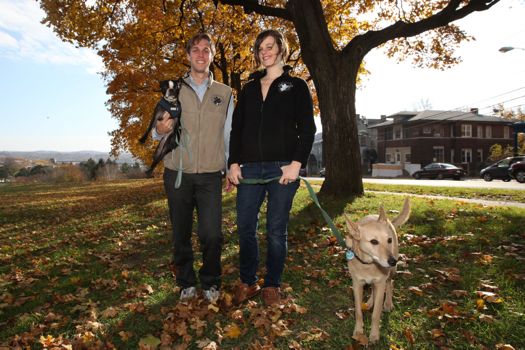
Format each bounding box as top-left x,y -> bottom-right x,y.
234,282 -> 261,304
262,287 -> 281,306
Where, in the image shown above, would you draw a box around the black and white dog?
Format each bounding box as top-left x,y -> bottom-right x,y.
139,79 -> 185,176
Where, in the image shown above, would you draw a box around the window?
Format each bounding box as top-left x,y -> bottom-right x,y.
504,126 -> 510,139
396,153 -> 401,162
433,146 -> 444,162
477,149 -> 483,162
461,149 -> 472,163
394,126 -> 402,139
461,124 -> 472,137
450,125 -> 455,137
477,125 -> 483,138
433,127 -> 443,137
405,153 -> 411,163
386,154 -> 392,163
486,126 -> 492,138
385,128 -> 393,140
423,127 -> 432,135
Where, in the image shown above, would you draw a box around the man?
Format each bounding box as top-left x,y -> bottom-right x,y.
154,33 -> 233,303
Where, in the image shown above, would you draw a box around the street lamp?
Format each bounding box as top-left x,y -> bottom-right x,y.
499,46 -> 525,53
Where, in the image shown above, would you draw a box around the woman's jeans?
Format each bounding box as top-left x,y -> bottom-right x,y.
236,161 -> 299,288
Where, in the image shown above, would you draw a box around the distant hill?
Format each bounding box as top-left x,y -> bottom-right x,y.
0,151 -> 137,164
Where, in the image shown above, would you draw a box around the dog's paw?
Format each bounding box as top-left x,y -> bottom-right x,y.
352,333 -> 368,346
369,331 -> 380,343
383,301 -> 394,312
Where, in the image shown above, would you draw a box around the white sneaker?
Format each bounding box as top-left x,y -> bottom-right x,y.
203,286 -> 220,303
180,286 -> 196,302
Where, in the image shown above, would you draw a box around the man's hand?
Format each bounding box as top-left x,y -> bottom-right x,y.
224,177 -> 235,192
227,163 -> 243,185
155,111 -> 175,135
279,161 -> 301,185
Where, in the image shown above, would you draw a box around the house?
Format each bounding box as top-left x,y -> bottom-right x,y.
307,114 -> 377,175
369,109 -> 515,175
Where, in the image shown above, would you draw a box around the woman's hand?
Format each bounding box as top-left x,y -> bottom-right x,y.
279,161 -> 301,185
228,163 -> 243,185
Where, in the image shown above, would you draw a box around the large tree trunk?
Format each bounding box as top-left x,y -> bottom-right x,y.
314,60 -> 363,196
288,0 -> 363,197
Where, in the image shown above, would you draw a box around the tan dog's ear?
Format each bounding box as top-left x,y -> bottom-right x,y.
344,214 -> 361,240
378,206 -> 388,223
391,197 -> 411,228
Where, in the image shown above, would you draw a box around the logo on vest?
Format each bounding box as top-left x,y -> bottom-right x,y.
212,95 -> 223,106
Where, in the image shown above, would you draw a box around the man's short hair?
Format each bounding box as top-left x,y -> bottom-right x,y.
185,32 -> 216,56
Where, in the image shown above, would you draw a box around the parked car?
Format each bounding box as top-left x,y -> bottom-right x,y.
412,163 -> 466,180
509,161 -> 525,183
319,168 -> 325,177
479,156 -> 525,182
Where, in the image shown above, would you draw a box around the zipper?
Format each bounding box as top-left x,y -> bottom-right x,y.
259,101 -> 265,163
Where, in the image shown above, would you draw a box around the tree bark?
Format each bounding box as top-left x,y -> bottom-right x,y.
287,0 -> 363,197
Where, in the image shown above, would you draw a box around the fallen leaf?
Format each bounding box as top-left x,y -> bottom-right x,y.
138,334 -> 161,349
496,344 -> 516,350
479,314 -> 495,323
408,286 -> 424,296
223,323 -> 242,339
403,327 -> 415,343
430,328 -> 445,338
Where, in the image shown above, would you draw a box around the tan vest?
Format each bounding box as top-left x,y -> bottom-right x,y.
164,78 -> 232,173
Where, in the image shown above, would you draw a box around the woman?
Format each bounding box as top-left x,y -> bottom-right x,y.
228,29 -> 316,306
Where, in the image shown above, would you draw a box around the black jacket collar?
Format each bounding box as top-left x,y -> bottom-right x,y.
248,65 -> 293,81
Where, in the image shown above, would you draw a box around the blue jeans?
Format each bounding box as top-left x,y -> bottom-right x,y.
236,161 -> 300,288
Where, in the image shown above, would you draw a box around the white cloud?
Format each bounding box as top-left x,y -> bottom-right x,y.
0,31 -> 18,48
0,0 -> 103,74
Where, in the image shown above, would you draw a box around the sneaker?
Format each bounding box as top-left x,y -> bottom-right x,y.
262,287 -> 280,306
234,282 -> 261,305
203,285 -> 220,304
180,286 -> 196,301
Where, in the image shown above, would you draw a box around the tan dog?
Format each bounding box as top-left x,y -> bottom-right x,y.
344,198 -> 410,343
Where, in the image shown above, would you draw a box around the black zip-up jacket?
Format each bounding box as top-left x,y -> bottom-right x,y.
228,66 -> 316,168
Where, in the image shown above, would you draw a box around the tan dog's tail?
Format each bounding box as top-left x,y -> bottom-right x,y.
391,197 -> 411,228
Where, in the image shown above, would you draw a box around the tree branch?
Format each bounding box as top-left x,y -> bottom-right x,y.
344,0 -> 500,56
216,0 -> 292,21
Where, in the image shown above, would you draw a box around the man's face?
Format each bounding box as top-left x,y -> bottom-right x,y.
187,39 -> 213,74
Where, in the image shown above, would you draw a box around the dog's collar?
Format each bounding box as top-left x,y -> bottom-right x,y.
346,249 -> 374,265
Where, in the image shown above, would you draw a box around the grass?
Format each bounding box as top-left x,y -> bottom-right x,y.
362,181 -> 525,203
1,179 -> 524,349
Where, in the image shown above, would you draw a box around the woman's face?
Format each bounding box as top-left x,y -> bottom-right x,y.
258,35 -> 281,69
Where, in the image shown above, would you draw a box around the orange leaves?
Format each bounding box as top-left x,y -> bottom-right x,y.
223,323 -> 242,339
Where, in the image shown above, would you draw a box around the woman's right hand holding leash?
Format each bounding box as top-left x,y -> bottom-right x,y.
228,164 -> 243,186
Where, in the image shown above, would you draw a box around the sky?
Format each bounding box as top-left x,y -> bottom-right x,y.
1,0 -> 524,152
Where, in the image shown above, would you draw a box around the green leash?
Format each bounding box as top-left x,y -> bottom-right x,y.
238,176 -> 346,248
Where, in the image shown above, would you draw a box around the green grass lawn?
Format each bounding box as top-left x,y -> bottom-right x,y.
1,179 -> 524,349
362,182 -> 525,203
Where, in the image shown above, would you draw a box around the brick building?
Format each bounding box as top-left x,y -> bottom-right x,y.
369,109 -> 515,175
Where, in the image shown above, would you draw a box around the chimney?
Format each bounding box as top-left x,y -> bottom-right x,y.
380,114 -> 387,121
470,108 -> 479,114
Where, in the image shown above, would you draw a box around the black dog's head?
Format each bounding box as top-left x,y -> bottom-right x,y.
158,79 -> 182,120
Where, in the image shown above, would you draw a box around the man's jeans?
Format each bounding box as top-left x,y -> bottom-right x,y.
163,169 -> 223,290
236,161 -> 299,288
